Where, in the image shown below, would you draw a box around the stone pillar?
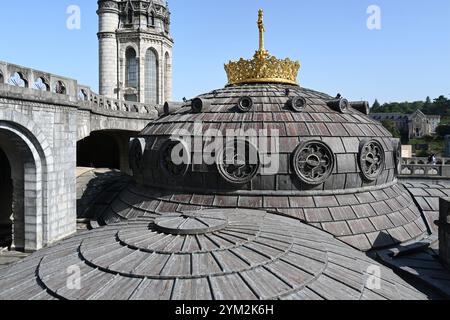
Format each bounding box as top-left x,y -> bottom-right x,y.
97,0 -> 119,98
438,198 -> 450,270
112,132 -> 134,175
164,50 -> 172,103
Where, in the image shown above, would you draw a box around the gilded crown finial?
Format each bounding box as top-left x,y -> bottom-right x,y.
257,9 -> 266,55
224,10 -> 301,86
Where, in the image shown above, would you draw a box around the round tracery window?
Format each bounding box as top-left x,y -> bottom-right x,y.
216,139 -> 260,184
359,140 -> 385,181
160,139 -> 190,177
292,141 -> 334,185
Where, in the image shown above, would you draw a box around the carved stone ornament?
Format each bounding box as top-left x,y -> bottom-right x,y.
359,140 -> 385,181
292,141 -> 335,185
160,139 -> 190,177
216,139 -> 260,184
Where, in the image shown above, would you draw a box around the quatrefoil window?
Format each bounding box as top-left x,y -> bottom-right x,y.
292,141 -> 334,185
359,140 -> 385,181
216,139 -> 260,184
160,139 -> 190,177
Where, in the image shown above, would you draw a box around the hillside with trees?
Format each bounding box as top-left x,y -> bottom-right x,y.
371,95 -> 450,121
371,95 -> 450,156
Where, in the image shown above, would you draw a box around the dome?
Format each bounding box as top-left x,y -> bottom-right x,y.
102,10 -> 428,252
0,209 -> 430,300
117,81 -> 427,251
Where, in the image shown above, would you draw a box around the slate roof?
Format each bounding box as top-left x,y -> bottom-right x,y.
0,209 -> 431,300
370,113 -> 409,121
145,84 -> 390,139
402,180 -> 450,234
97,182 -> 427,252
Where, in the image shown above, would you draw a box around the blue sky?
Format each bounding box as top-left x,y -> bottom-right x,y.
0,0 -> 449,105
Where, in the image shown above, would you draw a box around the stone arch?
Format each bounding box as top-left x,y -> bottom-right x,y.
78,88 -> 88,101
53,80 -> 67,94
0,124 -> 49,252
0,110 -> 54,252
145,47 -> 159,104
8,72 -> 28,88
33,77 -> 50,91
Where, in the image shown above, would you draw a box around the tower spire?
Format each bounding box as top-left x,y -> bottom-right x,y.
257,9 -> 266,53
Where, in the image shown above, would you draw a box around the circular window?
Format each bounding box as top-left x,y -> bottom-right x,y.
237,96 -> 253,112
292,141 -> 335,185
160,139 -> 190,177
290,96 -> 307,112
216,139 -> 260,184
359,140 -> 385,181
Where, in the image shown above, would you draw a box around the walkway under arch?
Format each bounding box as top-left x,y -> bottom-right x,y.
0,120 -> 49,251
0,146 -> 12,248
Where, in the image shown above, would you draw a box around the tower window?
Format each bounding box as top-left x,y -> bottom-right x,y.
148,12 -> 155,27
145,48 -> 159,104
127,7 -> 133,24
126,48 -> 138,89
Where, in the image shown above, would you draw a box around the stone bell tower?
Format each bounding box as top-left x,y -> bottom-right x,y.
97,0 -> 173,104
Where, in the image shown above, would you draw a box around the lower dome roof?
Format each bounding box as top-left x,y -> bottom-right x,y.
0,209 -> 430,300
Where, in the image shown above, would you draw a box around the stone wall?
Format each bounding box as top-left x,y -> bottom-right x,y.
0,85 -> 78,251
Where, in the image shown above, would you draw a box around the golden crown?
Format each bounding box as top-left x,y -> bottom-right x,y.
224,9 -> 301,86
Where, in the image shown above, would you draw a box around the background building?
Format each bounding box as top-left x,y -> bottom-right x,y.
370,110 -> 441,139
98,0 -> 173,104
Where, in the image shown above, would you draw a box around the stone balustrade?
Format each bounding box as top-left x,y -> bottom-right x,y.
0,61 -> 158,118
400,157 -> 450,178
402,157 -> 450,166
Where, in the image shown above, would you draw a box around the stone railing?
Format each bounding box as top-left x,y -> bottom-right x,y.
0,61 -> 159,118
402,157 -> 450,166
0,61 -> 78,100
400,157 -> 450,178
76,85 -> 158,118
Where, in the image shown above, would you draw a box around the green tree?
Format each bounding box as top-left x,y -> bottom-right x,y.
432,95 -> 450,116
372,99 -> 381,111
436,124 -> 450,138
381,119 -> 401,138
